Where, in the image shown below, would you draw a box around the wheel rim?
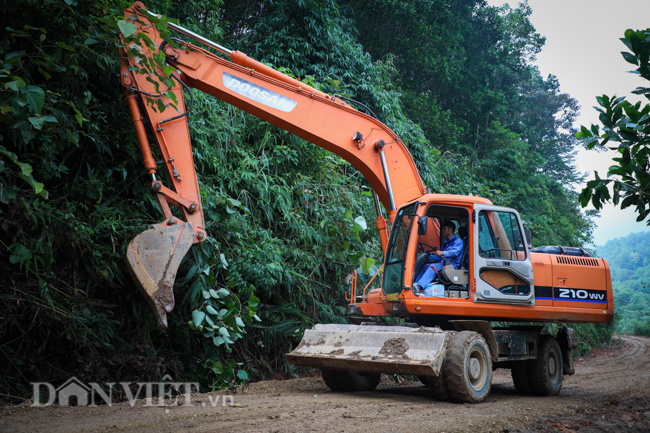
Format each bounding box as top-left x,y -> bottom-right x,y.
467,346 -> 488,391
548,349 -> 560,384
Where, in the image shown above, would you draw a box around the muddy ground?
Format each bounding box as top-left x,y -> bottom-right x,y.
1,334 -> 649,433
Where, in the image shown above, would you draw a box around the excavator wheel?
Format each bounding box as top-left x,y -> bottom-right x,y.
425,374 -> 452,401
443,331 -> 492,403
336,371 -> 381,392
320,369 -> 344,391
530,335 -> 563,396
511,361 -> 534,395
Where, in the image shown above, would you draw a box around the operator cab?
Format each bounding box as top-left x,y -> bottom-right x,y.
382,198 -> 535,305
382,201 -> 471,300
413,204 -> 471,298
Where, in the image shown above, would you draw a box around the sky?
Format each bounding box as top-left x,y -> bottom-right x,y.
487,0 -> 650,246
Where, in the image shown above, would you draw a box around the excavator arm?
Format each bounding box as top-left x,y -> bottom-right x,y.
119,2 -> 426,327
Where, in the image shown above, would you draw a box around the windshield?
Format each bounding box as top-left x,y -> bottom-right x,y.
382,203 -> 416,295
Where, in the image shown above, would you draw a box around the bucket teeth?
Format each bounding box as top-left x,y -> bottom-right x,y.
126,220 -> 196,328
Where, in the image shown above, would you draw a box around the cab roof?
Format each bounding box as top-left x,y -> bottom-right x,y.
409,193 -> 493,207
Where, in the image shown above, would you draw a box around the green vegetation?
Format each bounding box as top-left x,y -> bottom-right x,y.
0,0 -> 608,401
578,28 -> 650,224
596,231 -> 650,336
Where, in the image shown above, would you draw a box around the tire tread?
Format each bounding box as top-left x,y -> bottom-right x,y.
444,331 -> 492,403
336,370 -> 381,392
511,361 -> 534,395
426,374 -> 452,401
321,369 -> 343,391
530,335 -> 563,396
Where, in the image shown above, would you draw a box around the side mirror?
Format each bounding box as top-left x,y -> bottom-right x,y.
524,229 -> 532,249
418,216 -> 428,236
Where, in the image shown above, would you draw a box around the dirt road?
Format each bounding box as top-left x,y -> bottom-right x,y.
2,335 -> 649,433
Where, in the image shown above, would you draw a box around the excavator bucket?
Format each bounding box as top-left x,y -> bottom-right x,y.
126,220 -> 196,328
286,324 -> 450,377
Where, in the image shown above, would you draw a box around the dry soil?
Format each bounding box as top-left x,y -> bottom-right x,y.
1,334 -> 649,433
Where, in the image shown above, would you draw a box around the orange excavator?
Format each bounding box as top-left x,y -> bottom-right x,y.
119,3 -> 614,403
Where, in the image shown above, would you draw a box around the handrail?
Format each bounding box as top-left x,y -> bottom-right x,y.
346,265 -> 384,305
360,265 -> 384,302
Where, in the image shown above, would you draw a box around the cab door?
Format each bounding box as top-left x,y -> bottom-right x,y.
472,205 -> 534,305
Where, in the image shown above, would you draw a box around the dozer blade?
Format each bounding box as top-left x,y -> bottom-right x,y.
286,324 -> 450,377
126,220 -> 196,329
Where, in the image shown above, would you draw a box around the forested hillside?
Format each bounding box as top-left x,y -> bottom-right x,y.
0,0 -> 601,400
596,232 -> 650,335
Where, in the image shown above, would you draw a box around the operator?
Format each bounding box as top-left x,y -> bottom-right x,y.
413,221 -> 463,292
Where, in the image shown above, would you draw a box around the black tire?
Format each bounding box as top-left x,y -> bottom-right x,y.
321,369 -> 344,391
444,331 -> 492,403
511,361 -> 534,395
530,335 -> 563,396
335,370 -> 381,392
426,374 -> 452,401
417,375 -> 428,386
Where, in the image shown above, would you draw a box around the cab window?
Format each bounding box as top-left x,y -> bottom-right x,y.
478,211 -> 526,260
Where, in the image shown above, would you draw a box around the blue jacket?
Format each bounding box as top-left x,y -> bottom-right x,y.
429,234 -> 464,269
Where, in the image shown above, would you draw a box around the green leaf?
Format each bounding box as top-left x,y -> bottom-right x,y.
9,244 -> 32,266
0,185 -> 16,204
209,288 -> 219,298
622,51 -> 638,65
216,288 -> 229,298
360,257 -> 375,274
192,310 -> 206,327
56,41 -> 76,52
237,370 -> 249,380
17,161 -> 32,177
5,51 -> 25,60
28,116 -> 45,130
218,327 -> 230,338
248,295 -> 260,308
219,253 -> 228,268
97,17 -> 118,29
578,189 -> 592,208
117,20 -> 138,38
21,85 -> 45,114
354,215 -> 367,230
38,68 -> 52,80
235,316 -> 245,328
206,305 -> 218,315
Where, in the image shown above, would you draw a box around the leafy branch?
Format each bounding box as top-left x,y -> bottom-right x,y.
577,28 -> 650,223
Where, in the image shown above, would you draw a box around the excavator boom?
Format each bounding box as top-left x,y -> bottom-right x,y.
120,2 -> 424,326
